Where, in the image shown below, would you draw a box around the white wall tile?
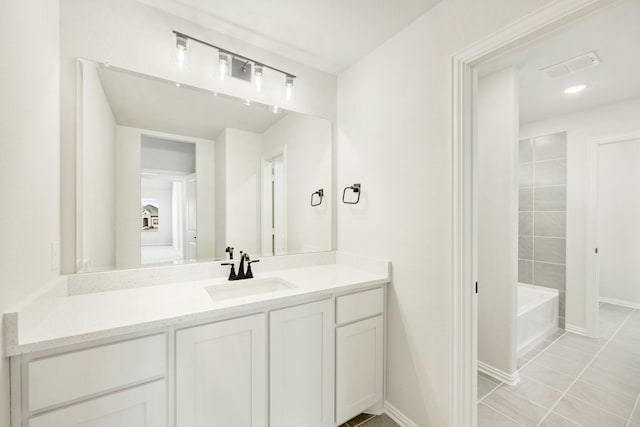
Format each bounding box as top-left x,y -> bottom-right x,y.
534,186 -> 566,211
534,212 -> 566,237
534,262 -> 566,290
535,159 -> 566,186
534,237 -> 566,264
534,133 -> 566,161
520,188 -> 534,211
520,139 -> 534,163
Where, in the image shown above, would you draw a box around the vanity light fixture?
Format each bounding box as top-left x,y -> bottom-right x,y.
254,64 -> 264,92
285,75 -> 296,102
218,52 -> 230,80
564,84 -> 587,94
172,31 -> 296,96
175,33 -> 188,68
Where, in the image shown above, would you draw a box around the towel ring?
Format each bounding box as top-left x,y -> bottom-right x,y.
342,183 -> 361,204
310,189 -> 324,207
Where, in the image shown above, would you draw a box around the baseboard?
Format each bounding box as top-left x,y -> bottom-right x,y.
600,296 -> 640,310
565,323 -> 588,336
477,361 -> 520,386
384,401 -> 419,427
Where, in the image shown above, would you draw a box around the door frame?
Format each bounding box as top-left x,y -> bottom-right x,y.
585,131 -> 640,337
261,147 -> 288,256
451,0 -> 614,425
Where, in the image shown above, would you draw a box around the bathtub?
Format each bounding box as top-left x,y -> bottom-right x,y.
517,283 -> 559,356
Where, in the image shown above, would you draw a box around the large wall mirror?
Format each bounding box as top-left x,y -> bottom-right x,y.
76,59 -> 332,273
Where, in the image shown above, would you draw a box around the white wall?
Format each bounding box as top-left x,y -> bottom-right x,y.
336,0 -> 553,425
0,1 -> 60,425
598,139 -> 640,305
80,61 -> 117,271
216,129 -> 263,255
141,178 -> 174,245
477,68 -> 519,376
214,132 -> 227,258
60,0 -> 337,273
262,114 -> 332,254
521,97 -> 640,330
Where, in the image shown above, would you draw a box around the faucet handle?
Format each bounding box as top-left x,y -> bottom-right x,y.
246,258 -> 259,279
221,262 -> 237,280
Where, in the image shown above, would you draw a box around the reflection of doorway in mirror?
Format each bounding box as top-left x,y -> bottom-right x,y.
140,136 -> 197,266
261,152 -> 287,256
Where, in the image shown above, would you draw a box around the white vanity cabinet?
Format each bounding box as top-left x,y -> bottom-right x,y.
28,380 -> 167,427
269,299 -> 334,427
13,334 -> 168,427
335,288 -> 385,425
175,313 -> 266,427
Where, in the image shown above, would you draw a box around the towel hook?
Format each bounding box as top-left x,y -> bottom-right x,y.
342,183 -> 361,204
310,189 -> 324,207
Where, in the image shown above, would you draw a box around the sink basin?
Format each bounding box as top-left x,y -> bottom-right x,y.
206,277 -> 297,302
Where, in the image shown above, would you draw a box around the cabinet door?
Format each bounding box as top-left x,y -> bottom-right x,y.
28,380 -> 166,427
270,299 -> 334,427
335,315 -> 384,425
176,314 -> 266,427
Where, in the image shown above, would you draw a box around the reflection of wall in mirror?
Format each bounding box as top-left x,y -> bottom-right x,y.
262,114 -> 332,254
214,114 -> 332,258
80,61 -> 117,271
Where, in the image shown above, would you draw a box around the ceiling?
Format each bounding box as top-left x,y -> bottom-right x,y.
98,67 -> 285,140
138,0 -> 442,74
478,0 -> 640,124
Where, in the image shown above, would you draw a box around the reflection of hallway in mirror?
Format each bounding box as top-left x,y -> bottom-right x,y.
140,136 -> 196,266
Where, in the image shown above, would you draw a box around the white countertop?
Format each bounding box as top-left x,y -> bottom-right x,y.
4,258 -> 389,356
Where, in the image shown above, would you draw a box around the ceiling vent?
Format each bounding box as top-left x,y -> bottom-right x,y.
541,51 -> 601,79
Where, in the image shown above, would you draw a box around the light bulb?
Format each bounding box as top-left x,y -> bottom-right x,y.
254,64 -> 264,92
564,84 -> 587,94
218,52 -> 230,80
284,75 -> 295,102
175,34 -> 188,69
269,105 -> 280,114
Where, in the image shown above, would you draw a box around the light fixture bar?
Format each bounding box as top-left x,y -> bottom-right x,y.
172,30 -> 296,79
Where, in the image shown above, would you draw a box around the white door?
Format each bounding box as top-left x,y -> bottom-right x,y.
270,299 -> 334,427
186,173 -> 197,261
597,138 -> 640,305
335,316 -> 384,425
176,314 -> 266,427
28,380 -> 166,427
261,155 -> 286,256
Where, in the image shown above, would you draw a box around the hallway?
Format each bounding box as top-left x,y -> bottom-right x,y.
479,304 -> 640,426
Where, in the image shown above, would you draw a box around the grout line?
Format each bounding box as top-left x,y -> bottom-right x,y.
481,400 -> 529,427
478,380 -> 502,403
627,394 -> 640,427
535,310 -> 635,426
517,330 -> 567,372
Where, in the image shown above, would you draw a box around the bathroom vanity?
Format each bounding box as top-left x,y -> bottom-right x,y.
4,252 -> 389,427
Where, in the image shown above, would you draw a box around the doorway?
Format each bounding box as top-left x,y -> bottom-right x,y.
261,153 -> 287,256
587,134 -> 640,328
452,1 -> 630,426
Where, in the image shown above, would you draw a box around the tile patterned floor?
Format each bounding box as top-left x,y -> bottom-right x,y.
478,303 -> 640,427
341,413 -> 400,427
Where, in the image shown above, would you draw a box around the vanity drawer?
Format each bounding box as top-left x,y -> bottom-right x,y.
336,288 -> 384,325
28,333 -> 166,412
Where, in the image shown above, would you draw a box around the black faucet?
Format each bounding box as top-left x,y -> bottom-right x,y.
222,252 -> 260,281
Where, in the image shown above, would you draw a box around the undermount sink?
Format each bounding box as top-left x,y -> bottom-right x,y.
206,277 -> 297,302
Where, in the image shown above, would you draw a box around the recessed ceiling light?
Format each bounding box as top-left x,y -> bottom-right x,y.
564,84 -> 587,94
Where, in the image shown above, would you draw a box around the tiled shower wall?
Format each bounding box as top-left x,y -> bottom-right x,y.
518,133 -> 567,327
